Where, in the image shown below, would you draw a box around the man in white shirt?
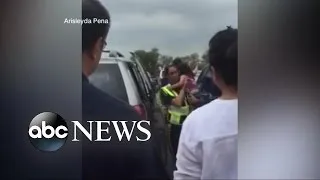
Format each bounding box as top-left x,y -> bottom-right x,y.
174,26 -> 238,179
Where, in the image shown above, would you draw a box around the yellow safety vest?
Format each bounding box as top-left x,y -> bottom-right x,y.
161,85 -> 190,125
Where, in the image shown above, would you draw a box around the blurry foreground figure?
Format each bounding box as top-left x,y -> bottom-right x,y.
157,65 -> 198,166
82,0 -> 168,179
174,27 -> 238,179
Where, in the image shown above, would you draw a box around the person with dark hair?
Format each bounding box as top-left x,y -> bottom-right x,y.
174,27 -> 238,179
178,62 -> 195,79
172,58 -> 194,78
170,58 -> 195,85
82,0 -> 167,179
157,64 -> 194,165
160,58 -> 183,87
168,62 -> 199,106
172,58 -> 183,66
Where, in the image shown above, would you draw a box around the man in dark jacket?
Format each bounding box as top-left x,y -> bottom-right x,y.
81,0 -> 167,179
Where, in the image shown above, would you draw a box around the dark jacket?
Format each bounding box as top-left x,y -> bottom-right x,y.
82,74 -> 167,180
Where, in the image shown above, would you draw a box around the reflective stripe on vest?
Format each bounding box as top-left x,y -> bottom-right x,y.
162,86 -> 176,97
161,86 -> 190,125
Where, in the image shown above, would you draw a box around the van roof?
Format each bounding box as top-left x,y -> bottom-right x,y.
100,50 -> 133,64
99,57 -> 132,64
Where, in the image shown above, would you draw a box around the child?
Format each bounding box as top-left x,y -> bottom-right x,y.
169,63 -> 198,94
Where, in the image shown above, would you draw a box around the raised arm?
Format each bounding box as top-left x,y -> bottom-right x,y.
170,75 -> 187,89
171,87 -> 186,107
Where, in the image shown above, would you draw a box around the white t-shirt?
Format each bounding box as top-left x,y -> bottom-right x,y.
174,98 -> 238,179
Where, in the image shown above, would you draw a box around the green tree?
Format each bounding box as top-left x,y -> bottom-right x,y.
131,48 -> 160,76
189,60 -> 198,71
198,61 -> 207,71
201,50 -> 208,61
190,53 -> 199,61
158,55 -> 173,66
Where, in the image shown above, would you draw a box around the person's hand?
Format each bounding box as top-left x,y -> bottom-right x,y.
184,80 -> 192,93
182,79 -> 187,90
181,76 -> 188,84
190,89 -> 199,94
187,93 -> 200,105
184,87 -> 190,93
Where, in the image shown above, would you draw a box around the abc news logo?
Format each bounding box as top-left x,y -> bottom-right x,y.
28,112 -> 151,152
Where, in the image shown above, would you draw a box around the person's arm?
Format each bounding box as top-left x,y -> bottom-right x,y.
160,89 -> 174,106
171,87 -> 186,106
186,93 -> 200,106
174,114 -> 202,179
160,86 -> 186,107
170,75 -> 187,89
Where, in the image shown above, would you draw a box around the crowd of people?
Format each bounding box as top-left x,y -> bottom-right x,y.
157,26 -> 237,179
81,0 -> 237,179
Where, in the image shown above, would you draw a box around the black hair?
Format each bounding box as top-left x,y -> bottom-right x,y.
172,58 -> 194,78
178,63 -> 195,78
163,64 -> 178,77
172,58 -> 182,66
82,0 -> 110,53
208,26 -> 237,89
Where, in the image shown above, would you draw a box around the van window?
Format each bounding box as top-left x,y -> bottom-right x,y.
89,64 -> 128,102
127,63 -> 148,101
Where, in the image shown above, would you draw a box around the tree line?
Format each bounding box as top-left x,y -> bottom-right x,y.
130,48 -> 208,77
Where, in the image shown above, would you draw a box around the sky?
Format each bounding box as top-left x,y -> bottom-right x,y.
100,0 -> 238,58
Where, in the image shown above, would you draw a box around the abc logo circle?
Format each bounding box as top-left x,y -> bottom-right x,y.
28,112 -> 68,152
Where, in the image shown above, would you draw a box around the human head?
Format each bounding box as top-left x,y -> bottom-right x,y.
208,26 -> 237,92
164,65 -> 180,85
172,58 -> 182,66
82,0 -> 111,76
178,63 -> 195,78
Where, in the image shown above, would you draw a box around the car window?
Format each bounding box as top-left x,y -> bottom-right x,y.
132,58 -> 153,92
140,71 -> 152,94
127,63 -> 148,101
88,63 -> 128,102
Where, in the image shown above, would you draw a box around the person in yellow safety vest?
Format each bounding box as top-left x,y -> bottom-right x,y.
157,64 -> 199,165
